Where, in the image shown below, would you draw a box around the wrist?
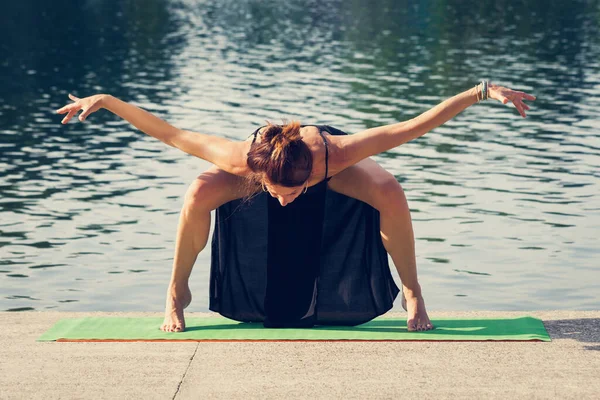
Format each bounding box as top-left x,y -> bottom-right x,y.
472,80 -> 491,103
469,85 -> 480,103
100,94 -> 114,109
487,82 -> 498,102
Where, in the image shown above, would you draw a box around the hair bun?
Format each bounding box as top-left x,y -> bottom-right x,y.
263,121 -> 302,159
247,120 -> 312,187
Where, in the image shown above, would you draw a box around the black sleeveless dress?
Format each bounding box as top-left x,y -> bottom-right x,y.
209,125 -> 399,327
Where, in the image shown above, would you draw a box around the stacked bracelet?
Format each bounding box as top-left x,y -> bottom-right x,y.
482,80 -> 488,100
476,80 -> 490,102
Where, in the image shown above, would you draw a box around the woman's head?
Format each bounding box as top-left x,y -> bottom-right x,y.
246,121 -> 312,206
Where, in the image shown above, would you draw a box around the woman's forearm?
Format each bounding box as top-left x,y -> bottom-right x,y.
100,95 -> 249,175
398,86 -> 479,144
374,86 -> 479,151
342,86 -> 479,165
102,95 -> 180,145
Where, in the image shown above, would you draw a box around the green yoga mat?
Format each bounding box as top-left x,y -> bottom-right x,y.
37,316 -> 550,342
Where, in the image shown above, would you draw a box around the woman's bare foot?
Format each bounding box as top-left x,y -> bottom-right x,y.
404,292 -> 434,331
160,282 -> 192,332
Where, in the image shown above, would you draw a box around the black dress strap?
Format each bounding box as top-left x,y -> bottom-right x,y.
251,127 -> 262,144
318,129 -> 329,181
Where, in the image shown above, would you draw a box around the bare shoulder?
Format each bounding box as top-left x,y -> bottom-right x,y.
325,124 -> 410,173
325,133 -> 353,176
228,138 -> 253,177
303,127 -> 355,179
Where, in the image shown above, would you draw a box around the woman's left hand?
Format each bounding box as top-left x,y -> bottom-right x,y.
488,83 -> 536,118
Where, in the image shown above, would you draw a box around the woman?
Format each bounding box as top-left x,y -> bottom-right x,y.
56,82 -> 535,332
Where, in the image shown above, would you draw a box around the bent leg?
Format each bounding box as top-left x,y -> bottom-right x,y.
328,158 -> 433,331
162,166 -> 248,332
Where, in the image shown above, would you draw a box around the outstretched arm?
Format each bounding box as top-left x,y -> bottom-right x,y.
56,94 -> 250,176
338,83 -> 536,169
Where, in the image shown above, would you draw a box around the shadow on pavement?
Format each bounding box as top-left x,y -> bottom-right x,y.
543,318 -> 600,350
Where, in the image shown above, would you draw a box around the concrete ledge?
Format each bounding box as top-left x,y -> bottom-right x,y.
0,311 -> 598,399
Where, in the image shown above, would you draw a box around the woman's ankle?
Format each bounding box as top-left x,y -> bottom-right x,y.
168,279 -> 189,290
402,283 -> 422,299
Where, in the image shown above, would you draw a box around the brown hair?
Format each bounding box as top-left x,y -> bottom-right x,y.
246,121 -> 312,188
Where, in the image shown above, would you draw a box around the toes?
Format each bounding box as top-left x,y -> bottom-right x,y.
160,322 -> 185,332
165,324 -> 184,333
407,320 -> 434,332
416,321 -> 434,331
415,322 -> 433,331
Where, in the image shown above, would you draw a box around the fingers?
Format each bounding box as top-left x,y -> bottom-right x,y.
514,97 -> 532,118
79,108 -> 91,122
502,91 -> 533,118
514,101 -> 527,118
61,109 -> 79,124
56,100 -> 79,114
55,105 -> 72,114
513,91 -> 536,103
56,94 -> 89,123
492,86 -> 535,118
56,94 -> 81,115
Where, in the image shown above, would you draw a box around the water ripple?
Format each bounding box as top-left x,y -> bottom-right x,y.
1,0 -> 599,312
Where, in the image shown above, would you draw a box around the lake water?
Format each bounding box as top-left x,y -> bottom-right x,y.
1,0 -> 599,312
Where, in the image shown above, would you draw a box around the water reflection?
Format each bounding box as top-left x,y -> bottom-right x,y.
1,0 -> 599,312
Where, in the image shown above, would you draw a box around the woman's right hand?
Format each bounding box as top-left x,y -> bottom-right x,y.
55,93 -> 108,124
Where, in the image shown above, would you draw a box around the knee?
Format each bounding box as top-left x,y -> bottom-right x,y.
371,176 -> 408,214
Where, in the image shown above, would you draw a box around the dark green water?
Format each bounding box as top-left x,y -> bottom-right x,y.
1,0 -> 599,312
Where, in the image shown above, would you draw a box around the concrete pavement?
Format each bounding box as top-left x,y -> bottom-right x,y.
0,311 -> 598,399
